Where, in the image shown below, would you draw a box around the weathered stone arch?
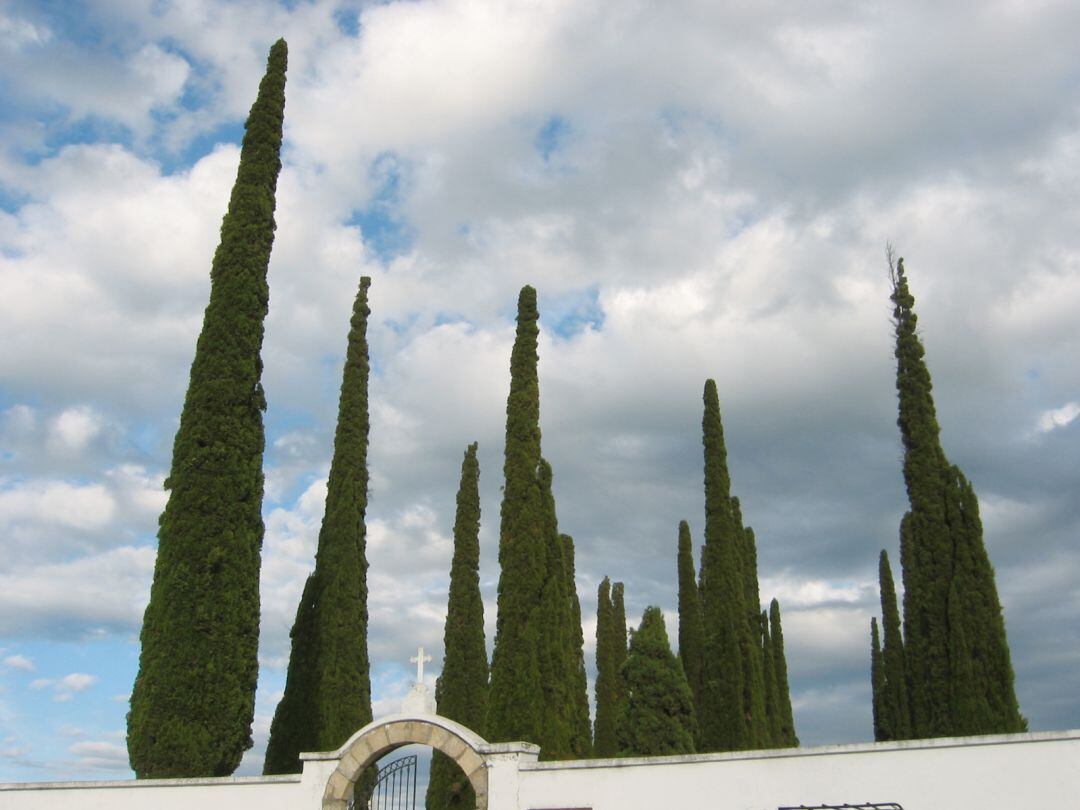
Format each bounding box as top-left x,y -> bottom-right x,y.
321,714 -> 490,810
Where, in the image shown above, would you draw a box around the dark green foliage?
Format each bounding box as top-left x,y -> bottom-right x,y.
264,276 -> 373,773
427,443 -> 488,810
488,286 -> 591,758
874,550 -> 911,741
890,256 -> 1023,738
560,533 -> 593,758
488,286 -> 547,746
128,39 -> 287,778
534,459 -> 590,760
676,520 -> 705,721
593,577 -> 626,757
769,599 -> 797,747
761,611 -> 782,745
697,379 -> 770,751
616,607 -> 697,756
871,618 -> 886,742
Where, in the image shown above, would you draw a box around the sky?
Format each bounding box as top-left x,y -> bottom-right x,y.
0,0 -> 1078,784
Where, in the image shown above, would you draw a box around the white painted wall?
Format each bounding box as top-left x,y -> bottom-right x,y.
2,730 -> 1078,810
518,730 -> 1080,810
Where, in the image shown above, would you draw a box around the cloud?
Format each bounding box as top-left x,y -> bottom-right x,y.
2,655 -> 34,673
1037,401 -> 1080,433
66,740 -> 129,771
0,546 -> 155,639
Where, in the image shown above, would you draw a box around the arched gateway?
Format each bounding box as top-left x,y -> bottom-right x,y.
318,714 -> 496,810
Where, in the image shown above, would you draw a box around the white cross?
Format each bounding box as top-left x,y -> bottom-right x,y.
410,646 -> 432,684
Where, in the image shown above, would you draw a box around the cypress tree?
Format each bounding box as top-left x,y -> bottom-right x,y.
769,599 -> 797,747
871,618 -> 887,742
128,39 -> 287,778
488,286 -> 546,745
593,578 -> 620,756
698,379 -> 769,751
264,276 -> 373,773
876,550 -> 911,741
560,532 -> 592,758
616,607 -> 697,756
889,256 -> 1023,737
533,458 -> 589,759
426,442 -> 487,810
676,520 -> 705,720
761,611 -> 782,746
611,581 -> 629,719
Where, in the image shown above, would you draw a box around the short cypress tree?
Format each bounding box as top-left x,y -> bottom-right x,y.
593,577 -> 620,756
616,607 -> 697,756
876,550 -> 911,741
426,442 -> 487,810
676,520 -> 705,720
560,532 -> 593,758
761,611 -> 782,746
611,581 -> 629,718
264,276 -> 373,773
128,38 -> 288,778
488,286 -> 546,745
533,458 -> 590,760
889,255 -> 1023,738
871,618 -> 887,742
769,599 -> 797,747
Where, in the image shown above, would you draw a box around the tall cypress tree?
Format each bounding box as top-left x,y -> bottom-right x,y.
769,599 -> 797,747
676,520 -> 705,721
889,256 -> 1023,738
488,286 -> 546,745
264,276 -> 373,773
616,607 -> 697,756
128,39 -> 287,778
427,443 -> 487,810
698,379 -> 770,751
875,550 -> 911,741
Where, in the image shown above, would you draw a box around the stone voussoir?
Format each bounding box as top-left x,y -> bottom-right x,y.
324,770 -> 351,800
456,746 -> 485,780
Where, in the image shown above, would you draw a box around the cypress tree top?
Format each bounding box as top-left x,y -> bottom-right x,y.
128,38 -> 287,779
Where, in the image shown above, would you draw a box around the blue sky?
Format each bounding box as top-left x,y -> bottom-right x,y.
1,0 -> 1079,783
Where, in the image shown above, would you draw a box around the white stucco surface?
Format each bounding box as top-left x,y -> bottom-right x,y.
2,728 -> 1077,810
518,730 -> 1080,810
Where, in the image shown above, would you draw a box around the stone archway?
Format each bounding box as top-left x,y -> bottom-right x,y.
321,714 -> 490,810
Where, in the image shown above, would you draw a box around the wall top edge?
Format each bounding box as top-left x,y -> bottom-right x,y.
522,729 -> 1080,771
0,774 -> 303,791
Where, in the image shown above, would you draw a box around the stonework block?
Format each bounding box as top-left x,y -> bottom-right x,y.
457,747 -> 484,780
324,770 -> 351,800
339,749 -> 362,780
438,731 -> 466,760
368,724 -> 392,755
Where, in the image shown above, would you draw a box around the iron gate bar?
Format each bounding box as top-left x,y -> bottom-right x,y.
778,804 -> 904,810
349,753 -> 418,810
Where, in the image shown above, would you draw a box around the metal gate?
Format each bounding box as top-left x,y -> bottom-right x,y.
779,804 -> 904,810
348,754 -> 418,810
